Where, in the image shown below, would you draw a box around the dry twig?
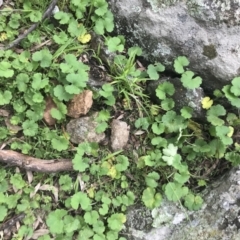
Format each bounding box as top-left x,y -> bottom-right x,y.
3,0 -> 58,50
0,150 -> 73,173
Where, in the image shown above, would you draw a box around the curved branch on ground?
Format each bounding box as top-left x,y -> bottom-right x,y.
0,150 -> 73,173
4,0 -> 59,50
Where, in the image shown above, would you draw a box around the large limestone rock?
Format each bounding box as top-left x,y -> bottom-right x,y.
108,0 -> 240,91
123,166 -> 240,240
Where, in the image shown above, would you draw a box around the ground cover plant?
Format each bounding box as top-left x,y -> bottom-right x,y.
0,0 -> 240,239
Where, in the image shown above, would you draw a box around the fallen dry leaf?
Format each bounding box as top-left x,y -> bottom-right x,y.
43,96 -> 57,126
67,90 -> 93,118
26,170 -> 33,184
31,229 -> 49,240
39,184 -> 58,202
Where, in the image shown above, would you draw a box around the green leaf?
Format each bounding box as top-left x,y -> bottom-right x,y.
53,31 -> 69,45
99,203 -> 109,216
78,227 -> 94,240
206,104 -> 226,126
145,172 -> 160,188
162,144 -> 178,165
165,182 -> 188,202
96,110 -> 111,122
46,209 -> 67,234
151,137 -> 168,148
22,120 -> 38,136
99,84 -> 114,96
152,122 -> 165,135
10,174 -> 26,189
29,10 -> 42,22
193,139 -> 211,153
173,172 -> 190,184
95,122 -> 108,133
66,72 -> 88,88
64,216 -> 80,233
54,11 -> 71,24
107,213 -> 126,232
162,110 -> 187,133
215,126 -> 233,145
101,195 -> 111,205
115,155 -> 129,172
59,175 -> 73,191
184,194 -> 203,210
32,49 -> 52,67
230,77 -> 240,96
0,127 -> 8,140
147,64 -> 159,80
139,155 -> 154,167
127,46 -> 142,57
135,117 -> 150,130
225,152 -> 240,166
54,85 -> 72,101
180,106 -> 193,119
161,98 -> 175,110
50,108 -> 65,120
99,84 -> 115,106
222,85 -> 240,108
71,192 -> 91,210
147,63 -> 165,80
156,82 -> 175,100
84,210 -> 99,225
93,221 -> 105,234
181,71 -> 202,89
72,154 -> 90,172
174,56 -> 189,74
32,92 -> 44,103
0,180 -> 8,193
32,73 -> 49,90
106,36 -> 124,52
0,61 -> 14,78
16,73 -> 29,91
0,90 -> 12,105
142,187 -> 162,209
51,137 -> 69,151
0,205 -> 8,221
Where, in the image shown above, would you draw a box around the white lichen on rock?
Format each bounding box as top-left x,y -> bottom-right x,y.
147,0 -> 240,25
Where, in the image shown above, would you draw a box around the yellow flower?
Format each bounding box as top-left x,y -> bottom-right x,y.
0,32 -> 7,42
201,96 -> 213,109
78,33 -> 91,44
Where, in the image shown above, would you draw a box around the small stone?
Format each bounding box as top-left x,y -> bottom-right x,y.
43,96 -> 57,126
110,119 -> 130,151
66,112 -> 105,144
67,90 -> 93,118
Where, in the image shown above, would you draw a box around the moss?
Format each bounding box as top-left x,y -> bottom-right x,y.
202,44 -> 218,59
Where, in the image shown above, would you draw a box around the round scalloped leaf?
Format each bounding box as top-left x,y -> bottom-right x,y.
174,56 -> 189,74
181,71 -> 202,89
156,82 -> 175,100
165,182 -> 188,202
230,77 -> 240,96
184,194 -> 203,210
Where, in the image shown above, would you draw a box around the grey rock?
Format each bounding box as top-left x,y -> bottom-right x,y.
147,77 -> 205,119
122,166 -> 240,240
66,112 -> 105,144
108,0 -> 240,91
111,119 -> 130,151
